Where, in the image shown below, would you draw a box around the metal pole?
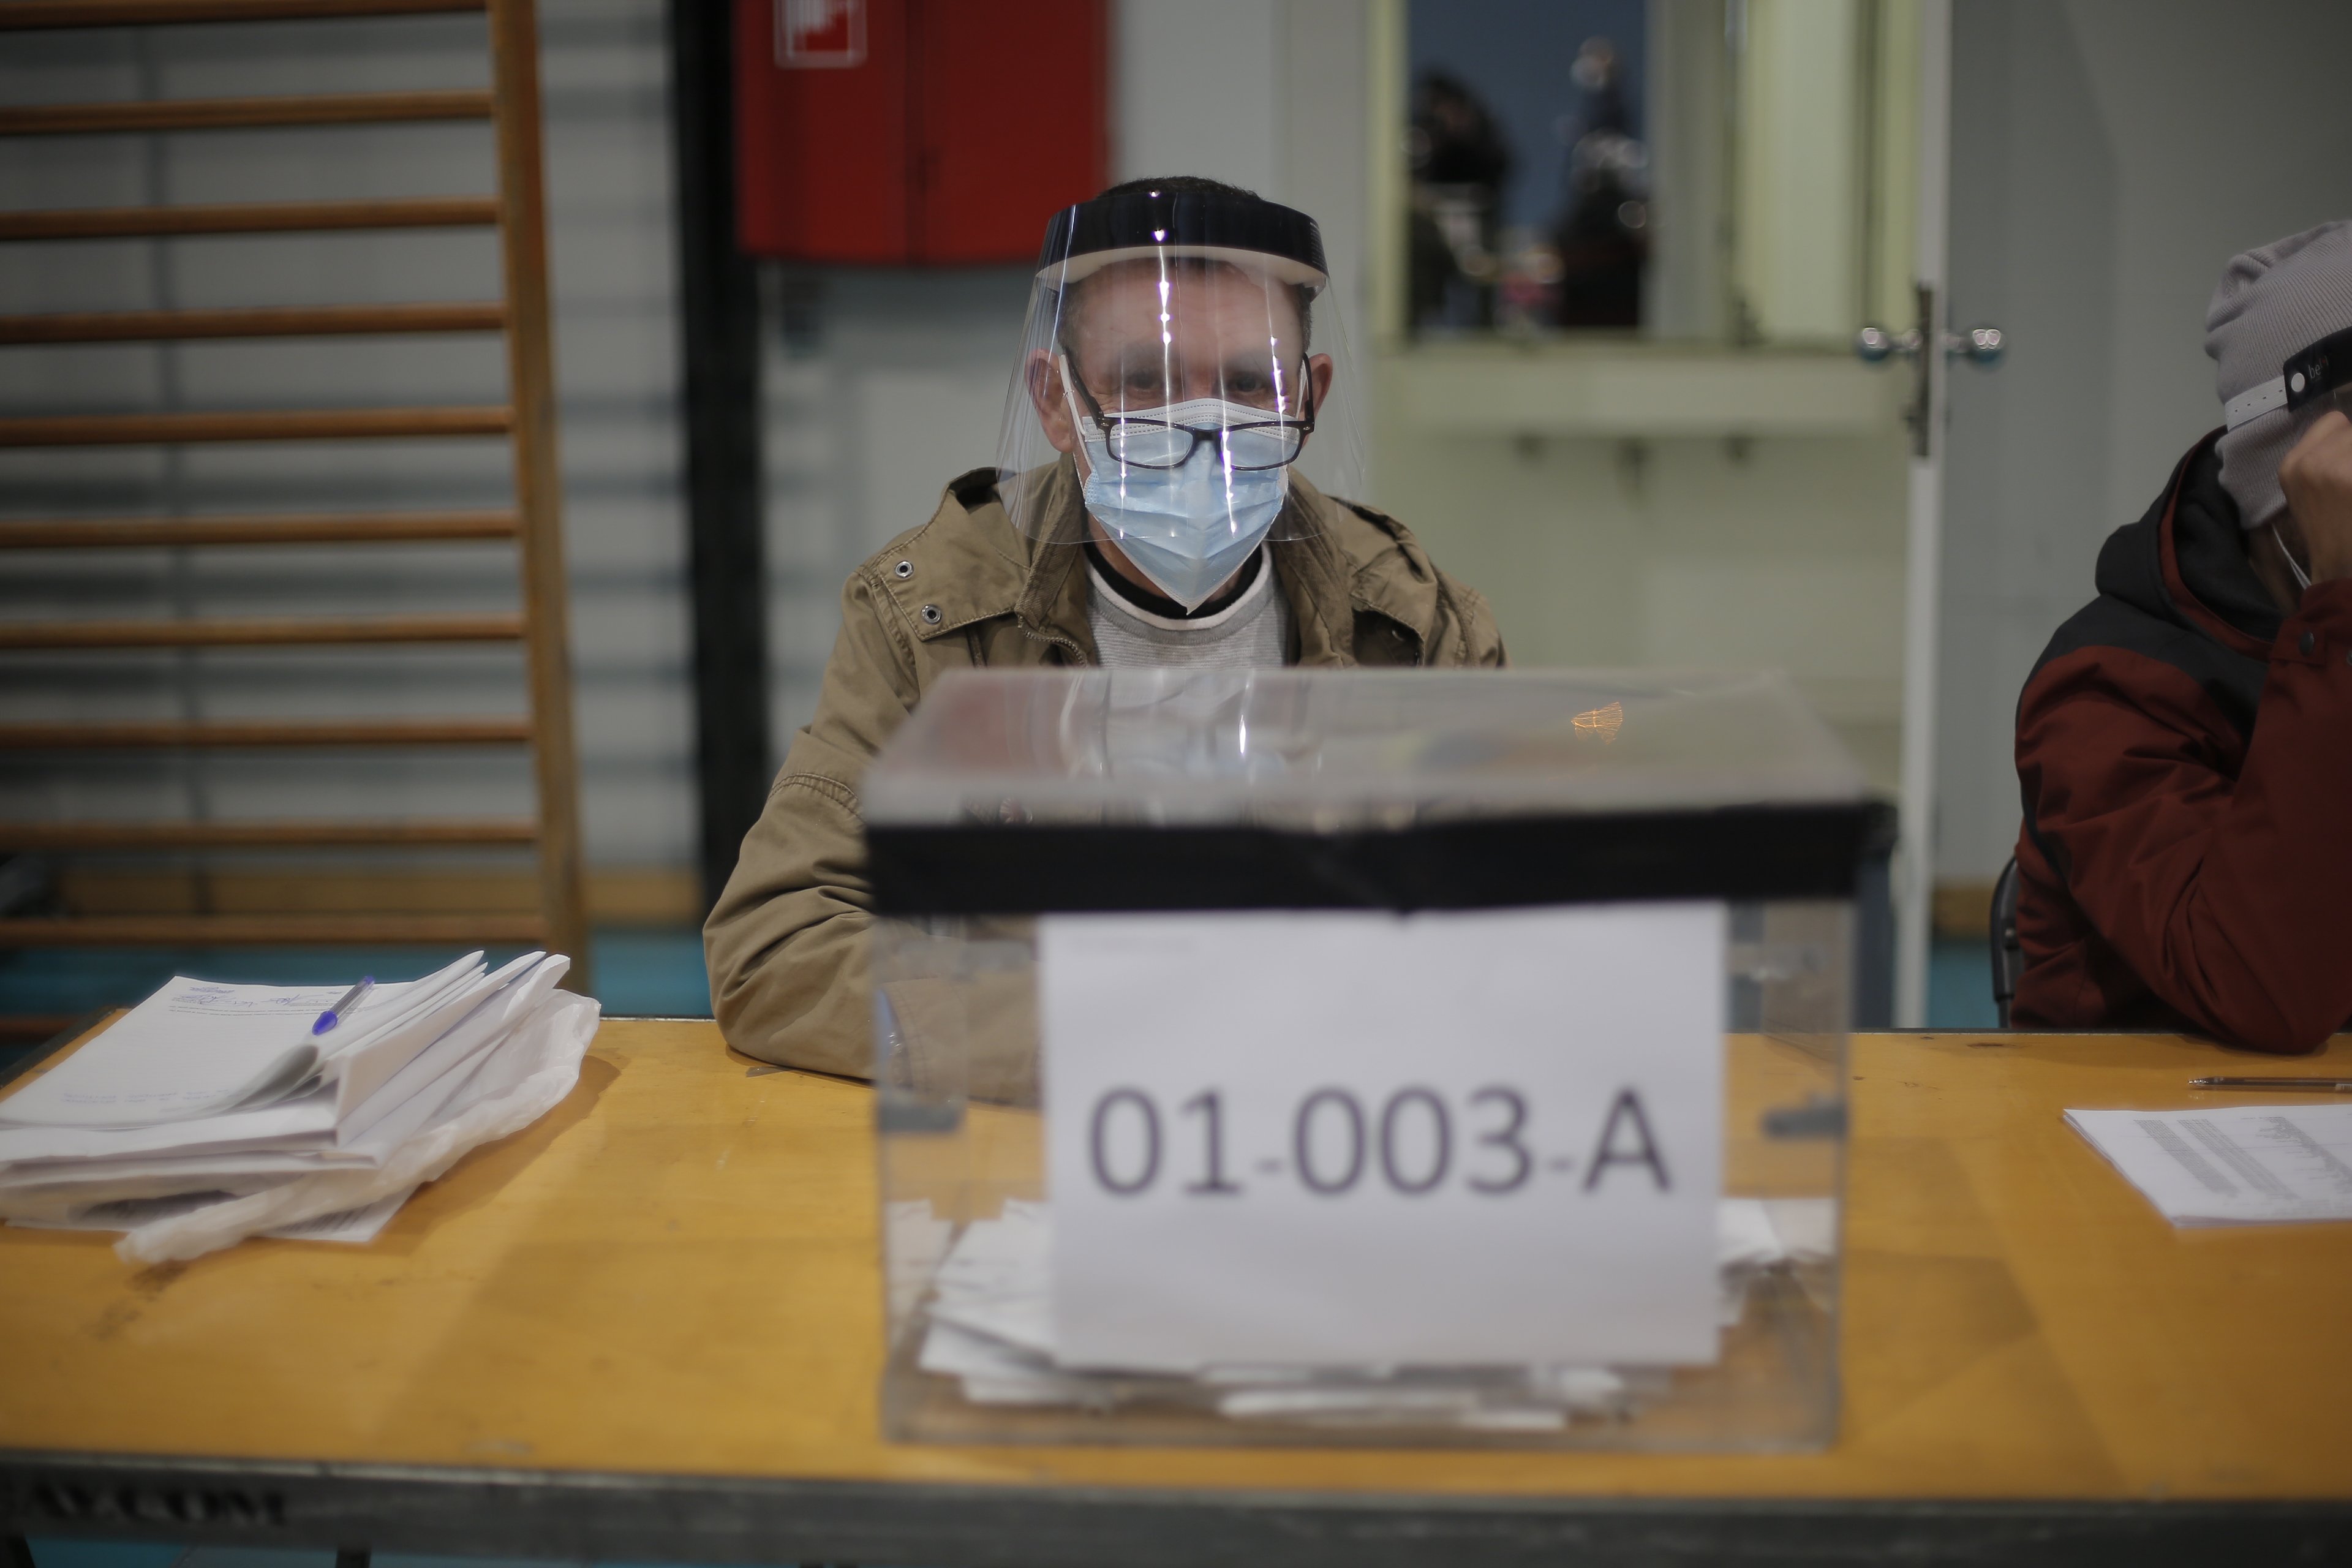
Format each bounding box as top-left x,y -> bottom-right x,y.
667,0 -> 772,915
1894,0 -> 1952,1026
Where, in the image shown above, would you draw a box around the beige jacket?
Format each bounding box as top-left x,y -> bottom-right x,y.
703,461 -> 1507,1074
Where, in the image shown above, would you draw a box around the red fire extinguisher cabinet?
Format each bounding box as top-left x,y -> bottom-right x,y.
736,0 -> 1109,265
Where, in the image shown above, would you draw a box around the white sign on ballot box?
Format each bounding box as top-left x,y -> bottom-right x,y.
1039,903 -> 1726,1372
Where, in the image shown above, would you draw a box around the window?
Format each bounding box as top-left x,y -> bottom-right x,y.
1400,0 -> 1916,347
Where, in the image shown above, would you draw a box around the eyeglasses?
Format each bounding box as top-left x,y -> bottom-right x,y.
1062,355 -> 1315,471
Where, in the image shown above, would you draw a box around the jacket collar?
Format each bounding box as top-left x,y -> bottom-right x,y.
1268,493 -> 1363,665
1007,461 -> 1097,660
2095,430 -> 2278,661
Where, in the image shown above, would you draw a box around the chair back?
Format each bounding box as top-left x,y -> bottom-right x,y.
1990,856 -> 2024,1027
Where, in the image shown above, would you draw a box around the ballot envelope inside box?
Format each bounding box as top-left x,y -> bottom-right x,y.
860,668 -> 1878,1450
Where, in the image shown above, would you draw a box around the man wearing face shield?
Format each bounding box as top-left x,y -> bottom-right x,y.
705,178 -> 1504,1074
2013,221 -> 2352,1051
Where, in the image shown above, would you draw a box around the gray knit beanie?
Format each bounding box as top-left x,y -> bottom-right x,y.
2206,220 -> 2352,529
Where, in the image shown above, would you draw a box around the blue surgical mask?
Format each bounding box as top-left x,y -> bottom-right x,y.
1066,381 -> 1291,610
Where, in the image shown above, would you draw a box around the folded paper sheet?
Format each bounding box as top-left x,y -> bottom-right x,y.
908,1196 -> 1832,1427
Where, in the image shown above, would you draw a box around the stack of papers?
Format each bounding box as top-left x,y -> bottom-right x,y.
2068,1104 -> 2352,1224
0,951 -> 600,1262
910,1196 -> 1832,1429
8,1188 -> 415,1246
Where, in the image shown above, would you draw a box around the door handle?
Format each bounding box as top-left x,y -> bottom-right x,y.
1852,323 -> 2003,364
1853,290 -> 2003,456
1852,324 -> 1920,363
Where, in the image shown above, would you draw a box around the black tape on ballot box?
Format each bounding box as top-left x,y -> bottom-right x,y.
866,801 -> 1894,917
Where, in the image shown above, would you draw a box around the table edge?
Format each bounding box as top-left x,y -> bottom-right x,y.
5,1448 -> 2349,1567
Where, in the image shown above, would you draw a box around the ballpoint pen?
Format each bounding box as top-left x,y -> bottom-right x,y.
2188,1076 -> 2352,1091
311,977 -> 375,1037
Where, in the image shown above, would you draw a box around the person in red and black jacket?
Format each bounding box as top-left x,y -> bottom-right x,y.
2015,221 -> 2352,1051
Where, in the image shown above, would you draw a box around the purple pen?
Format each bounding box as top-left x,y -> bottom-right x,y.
311,976 -> 375,1036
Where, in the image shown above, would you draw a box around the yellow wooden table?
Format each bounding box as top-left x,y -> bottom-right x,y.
4,1020 -> 2350,1566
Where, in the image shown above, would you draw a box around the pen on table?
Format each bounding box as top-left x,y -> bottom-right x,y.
311,977 -> 374,1037
2188,1076 -> 2352,1091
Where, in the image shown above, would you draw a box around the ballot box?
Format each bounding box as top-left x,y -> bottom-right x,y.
862,669 -> 1880,1449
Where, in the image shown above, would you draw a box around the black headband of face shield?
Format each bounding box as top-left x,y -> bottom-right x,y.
1039,190 -> 1328,284
2284,323 -> 2352,415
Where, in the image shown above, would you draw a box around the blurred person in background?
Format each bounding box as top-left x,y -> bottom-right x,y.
1550,36 -> 1647,329
2013,221 -> 2352,1052
1408,70 -> 1512,331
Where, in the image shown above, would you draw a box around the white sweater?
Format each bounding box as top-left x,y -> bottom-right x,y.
1085,552 -> 1292,669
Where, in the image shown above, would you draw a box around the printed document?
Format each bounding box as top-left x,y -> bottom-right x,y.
2067,1104 -> 2352,1224
0,954 -> 486,1128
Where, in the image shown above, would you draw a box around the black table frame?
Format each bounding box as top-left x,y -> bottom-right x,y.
5,1450 -> 2350,1567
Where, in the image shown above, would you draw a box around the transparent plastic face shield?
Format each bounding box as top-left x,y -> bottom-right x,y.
996,190 -> 1367,561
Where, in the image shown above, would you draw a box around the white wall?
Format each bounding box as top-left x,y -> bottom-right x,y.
1373,423 -> 1910,790
1937,0 -> 2352,883
761,266 -> 1031,747
1115,0 -> 1284,197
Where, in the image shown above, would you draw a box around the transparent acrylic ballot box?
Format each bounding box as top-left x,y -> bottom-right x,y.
862,669 -> 1881,1451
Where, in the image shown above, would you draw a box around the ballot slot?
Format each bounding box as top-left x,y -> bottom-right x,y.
863,668 -> 1872,1450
